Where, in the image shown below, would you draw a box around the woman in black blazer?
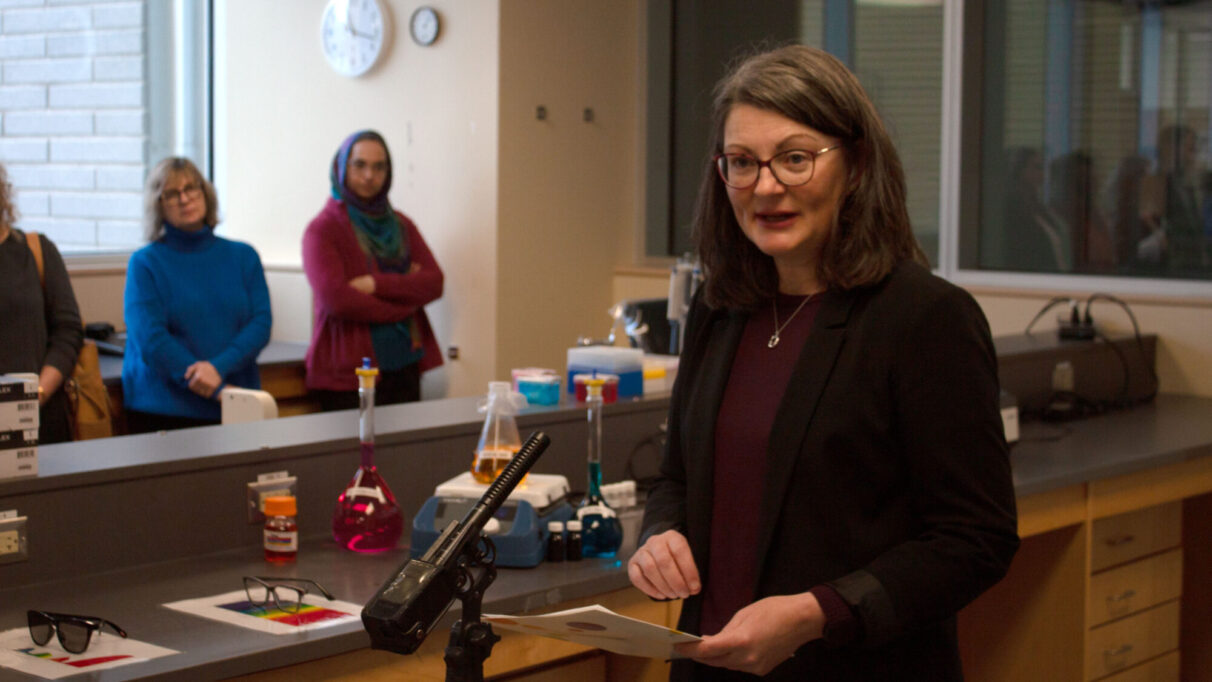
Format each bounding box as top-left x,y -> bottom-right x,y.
628,46 -> 1019,680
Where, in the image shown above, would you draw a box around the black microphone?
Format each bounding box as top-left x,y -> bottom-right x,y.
362,431 -> 552,655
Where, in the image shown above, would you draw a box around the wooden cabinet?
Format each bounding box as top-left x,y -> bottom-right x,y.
958,453 -> 1212,682
1086,503 -> 1182,679
1090,503 -> 1181,572
1086,601 -> 1180,680
1087,549 -> 1182,626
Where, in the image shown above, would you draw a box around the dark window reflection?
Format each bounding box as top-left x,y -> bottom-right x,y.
976,0 -> 1212,279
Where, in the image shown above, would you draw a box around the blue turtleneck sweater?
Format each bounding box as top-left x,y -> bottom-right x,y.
122,224 -> 272,420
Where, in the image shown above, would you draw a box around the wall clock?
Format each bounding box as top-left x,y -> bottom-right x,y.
409,6 -> 441,47
321,0 -> 391,77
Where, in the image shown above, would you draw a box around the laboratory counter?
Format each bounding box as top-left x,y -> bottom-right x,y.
0,540 -> 645,681
2,394 -> 1212,680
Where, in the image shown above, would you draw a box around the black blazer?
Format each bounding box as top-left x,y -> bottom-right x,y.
641,261 -> 1019,681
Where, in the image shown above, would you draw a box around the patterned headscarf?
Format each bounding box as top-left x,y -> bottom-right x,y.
329,130 -> 405,260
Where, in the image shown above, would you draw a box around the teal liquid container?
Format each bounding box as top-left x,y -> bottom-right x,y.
576,378 -> 623,557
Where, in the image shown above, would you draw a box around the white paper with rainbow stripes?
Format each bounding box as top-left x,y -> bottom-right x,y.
163,590 -> 362,635
0,627 -> 177,679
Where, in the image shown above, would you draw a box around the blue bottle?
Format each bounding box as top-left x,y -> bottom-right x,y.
576,378 -> 623,557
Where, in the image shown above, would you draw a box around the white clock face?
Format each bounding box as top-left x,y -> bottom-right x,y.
410,7 -> 439,46
321,0 -> 388,77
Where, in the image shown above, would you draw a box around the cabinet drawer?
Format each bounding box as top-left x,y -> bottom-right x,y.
1091,502 -> 1181,572
1088,549 -> 1183,627
1098,651 -> 1179,682
1086,601 -> 1179,681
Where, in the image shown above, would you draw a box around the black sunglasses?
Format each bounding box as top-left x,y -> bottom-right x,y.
243,576 -> 335,614
27,610 -> 128,654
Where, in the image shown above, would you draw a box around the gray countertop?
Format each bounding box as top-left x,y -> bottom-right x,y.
0,538 -> 633,681
2,393 -> 1211,680
1008,393 -> 1212,496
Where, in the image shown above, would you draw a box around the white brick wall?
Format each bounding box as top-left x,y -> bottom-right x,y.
0,84 -> 45,109
6,162 -> 92,188
0,136 -> 45,161
21,216 -> 97,246
95,163 -> 139,189
49,82 -> 141,108
94,108 -> 140,134
5,109 -> 92,134
15,188 -> 47,215
51,136 -> 142,162
97,217 -> 139,245
0,34 -> 43,58
1,1 -> 147,251
3,7 -> 90,34
53,190 -> 140,218
3,56 -> 90,83
47,29 -> 139,56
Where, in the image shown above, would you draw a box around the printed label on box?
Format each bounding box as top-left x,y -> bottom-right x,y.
0,401 -> 38,431
0,447 -> 37,480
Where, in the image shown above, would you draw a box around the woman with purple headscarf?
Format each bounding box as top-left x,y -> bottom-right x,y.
302,130 -> 444,409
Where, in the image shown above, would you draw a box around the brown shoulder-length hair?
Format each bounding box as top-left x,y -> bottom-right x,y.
695,45 -> 927,310
143,157 -> 220,242
0,163 -> 17,234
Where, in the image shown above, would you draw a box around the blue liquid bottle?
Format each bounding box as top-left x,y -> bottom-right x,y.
576,378 -> 623,557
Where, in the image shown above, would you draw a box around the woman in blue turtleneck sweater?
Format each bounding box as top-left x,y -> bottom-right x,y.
122,157 -> 271,433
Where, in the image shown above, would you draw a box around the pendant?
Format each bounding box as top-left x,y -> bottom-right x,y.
768,334 -> 780,348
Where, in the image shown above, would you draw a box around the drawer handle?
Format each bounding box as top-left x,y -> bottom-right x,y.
1106,589 -> 1136,603
1103,643 -> 1133,670
1104,534 -> 1135,547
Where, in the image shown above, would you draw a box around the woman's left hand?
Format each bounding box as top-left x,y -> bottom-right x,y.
674,592 -> 825,676
37,366 -> 65,406
184,361 -> 223,399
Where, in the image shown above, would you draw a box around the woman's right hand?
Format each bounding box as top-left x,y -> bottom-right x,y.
627,529 -> 701,600
348,274 -> 375,295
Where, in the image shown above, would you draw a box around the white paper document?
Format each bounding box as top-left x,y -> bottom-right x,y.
0,627 -> 177,679
483,604 -> 700,660
163,589 -> 363,635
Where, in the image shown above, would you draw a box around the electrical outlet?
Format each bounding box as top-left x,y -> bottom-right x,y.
246,475 -> 297,524
0,515 -> 29,564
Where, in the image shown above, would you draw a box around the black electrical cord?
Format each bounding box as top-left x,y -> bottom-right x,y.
1024,296 -> 1076,335
1019,293 -> 1159,425
1084,293 -> 1160,404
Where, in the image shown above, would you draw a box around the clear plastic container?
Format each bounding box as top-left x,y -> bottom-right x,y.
332,358 -> 404,552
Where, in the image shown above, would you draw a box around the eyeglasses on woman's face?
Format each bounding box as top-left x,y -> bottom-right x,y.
713,146 -> 843,190
243,576 -> 335,614
27,610 -> 127,654
160,183 -> 202,204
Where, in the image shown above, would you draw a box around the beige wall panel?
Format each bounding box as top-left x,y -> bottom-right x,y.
217,0 -> 502,399
496,0 -> 641,381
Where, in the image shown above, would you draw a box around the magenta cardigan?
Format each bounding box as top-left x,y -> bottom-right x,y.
302,197 -> 444,391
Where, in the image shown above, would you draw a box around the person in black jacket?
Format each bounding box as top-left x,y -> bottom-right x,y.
628,45 -> 1019,681
0,162 -> 83,444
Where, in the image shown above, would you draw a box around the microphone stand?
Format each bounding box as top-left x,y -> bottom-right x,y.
442,536 -> 500,682
361,432 -> 552,680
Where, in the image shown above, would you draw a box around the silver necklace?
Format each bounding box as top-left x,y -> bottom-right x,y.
768,295 -> 813,348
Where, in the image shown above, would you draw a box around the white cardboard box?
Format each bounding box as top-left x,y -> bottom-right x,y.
0,446 -> 37,480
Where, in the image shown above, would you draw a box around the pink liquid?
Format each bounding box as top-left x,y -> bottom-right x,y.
331,444 -> 404,553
